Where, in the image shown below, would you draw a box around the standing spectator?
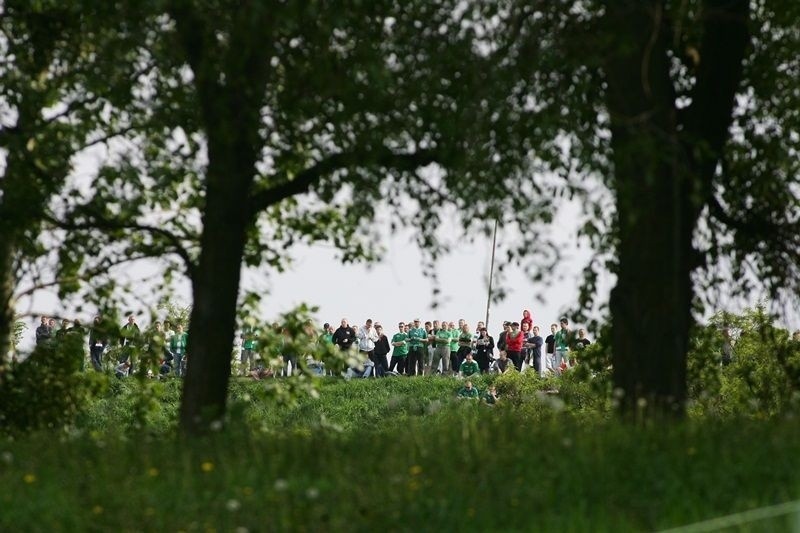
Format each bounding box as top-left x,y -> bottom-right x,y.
373,323 -> 390,376
35,316 -> 52,346
554,318 -> 572,374
459,353 -> 480,377
162,320 -> 175,343
456,324 -> 474,370
422,320 -> 436,375
505,322 -> 525,371
448,321 -> 459,373
389,322 -> 409,374
68,319 -> 87,370
432,322 -> 452,375
89,315 -> 108,371
55,319 -> 71,341
425,321 -> 438,375
496,321 -> 511,353
169,323 -> 188,377
521,321 -> 532,366
240,324 -> 258,376
120,315 -> 141,347
474,327 -> 495,373
357,318 -> 379,372
406,319 -> 427,376
521,309 -> 533,331
318,323 -> 334,345
545,324 -> 557,374
143,321 -> 167,376
332,318 -> 357,351
526,325 -> 544,375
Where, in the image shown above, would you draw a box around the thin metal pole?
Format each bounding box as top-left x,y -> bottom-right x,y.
485,219 -> 498,331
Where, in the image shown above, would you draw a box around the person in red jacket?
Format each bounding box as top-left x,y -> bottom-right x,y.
505,322 -> 525,371
521,310 -> 533,331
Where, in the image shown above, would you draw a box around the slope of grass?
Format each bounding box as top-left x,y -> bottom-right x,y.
2,375 -> 800,531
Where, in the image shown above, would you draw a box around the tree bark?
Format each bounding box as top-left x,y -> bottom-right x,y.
0,239 -> 16,364
178,151 -> 252,433
603,0 -> 749,417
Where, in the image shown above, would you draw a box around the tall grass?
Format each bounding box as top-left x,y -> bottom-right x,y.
2,375 -> 800,531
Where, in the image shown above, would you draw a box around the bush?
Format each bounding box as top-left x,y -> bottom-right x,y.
0,333 -> 108,433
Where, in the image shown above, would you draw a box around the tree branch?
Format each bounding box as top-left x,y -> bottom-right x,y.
43,211 -> 197,280
247,148 -> 438,217
12,252 -> 154,301
681,0 -> 750,187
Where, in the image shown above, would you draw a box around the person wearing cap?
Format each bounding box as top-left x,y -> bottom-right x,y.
406,319 -> 427,376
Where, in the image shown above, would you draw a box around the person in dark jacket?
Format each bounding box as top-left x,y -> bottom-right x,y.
373,323 -> 391,377
332,318 -> 357,351
89,315 -> 109,371
474,327 -> 495,373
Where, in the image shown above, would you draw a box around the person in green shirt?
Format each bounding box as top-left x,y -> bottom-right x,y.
431,322 -> 452,375
459,353 -> 480,377
448,321 -> 459,375
406,318 -> 427,376
554,317 -> 571,375
240,324 -> 258,376
457,324 -> 474,370
389,322 -> 409,374
457,380 -> 480,399
483,385 -> 498,405
169,323 -> 188,377
318,322 -> 334,346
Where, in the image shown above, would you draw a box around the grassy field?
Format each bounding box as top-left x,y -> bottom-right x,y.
2,374 -> 800,531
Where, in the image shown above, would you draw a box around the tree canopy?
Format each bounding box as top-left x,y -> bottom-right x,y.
2,0 -> 799,429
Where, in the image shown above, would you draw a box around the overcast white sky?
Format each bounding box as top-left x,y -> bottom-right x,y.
19,196 -> 600,347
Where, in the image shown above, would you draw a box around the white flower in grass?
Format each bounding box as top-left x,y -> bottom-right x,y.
226,499 -> 241,512
274,478 -> 288,491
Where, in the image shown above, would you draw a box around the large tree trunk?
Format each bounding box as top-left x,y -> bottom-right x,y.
603,0 -> 750,417
604,1 -> 693,416
179,154 -> 252,434
0,239 -> 16,363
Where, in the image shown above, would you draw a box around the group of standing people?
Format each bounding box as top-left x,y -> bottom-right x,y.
319,310 -> 592,378
34,314 -> 189,377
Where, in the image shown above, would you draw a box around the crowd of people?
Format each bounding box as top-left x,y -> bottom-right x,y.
312,311 -> 593,379
33,314 -> 188,377
29,309 -> 595,381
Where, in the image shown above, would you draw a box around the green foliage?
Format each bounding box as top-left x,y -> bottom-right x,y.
0,334 -> 108,433
688,306 -> 800,418
11,321 -> 27,349
156,300 -> 191,330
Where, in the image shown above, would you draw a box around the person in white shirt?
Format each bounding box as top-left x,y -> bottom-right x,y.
357,318 -> 381,375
